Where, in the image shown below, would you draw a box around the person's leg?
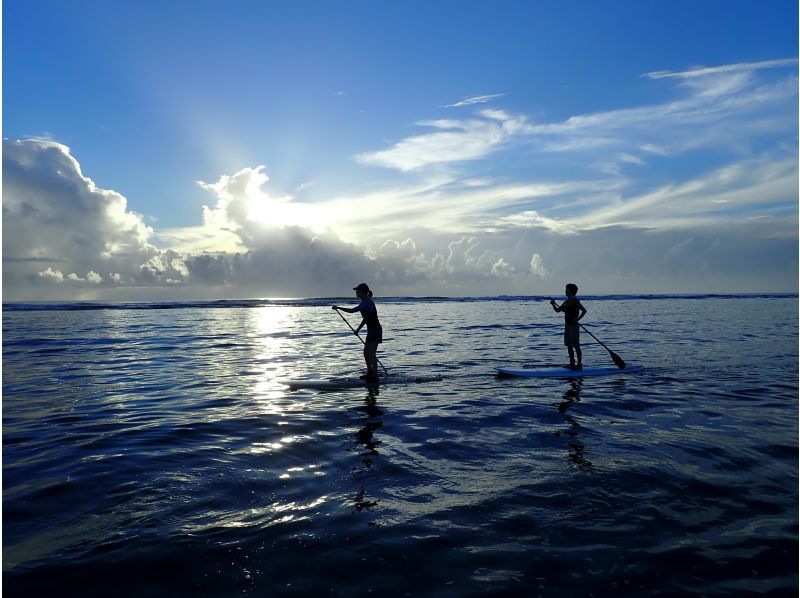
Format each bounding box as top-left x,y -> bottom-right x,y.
364,342 -> 378,377
362,345 -> 371,376
565,324 -> 580,369
575,346 -> 582,369
565,327 -> 573,367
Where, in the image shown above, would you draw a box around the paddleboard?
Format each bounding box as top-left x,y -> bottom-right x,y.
496,365 -> 643,378
283,374 -> 443,390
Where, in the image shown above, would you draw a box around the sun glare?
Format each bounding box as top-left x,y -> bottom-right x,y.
246,193 -> 328,231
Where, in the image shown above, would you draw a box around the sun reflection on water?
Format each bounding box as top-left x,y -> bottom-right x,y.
245,306 -> 300,412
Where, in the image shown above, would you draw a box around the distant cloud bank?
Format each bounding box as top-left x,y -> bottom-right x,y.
3,140 -> 552,299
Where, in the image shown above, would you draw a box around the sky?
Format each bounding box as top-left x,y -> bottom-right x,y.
3,0 -> 798,300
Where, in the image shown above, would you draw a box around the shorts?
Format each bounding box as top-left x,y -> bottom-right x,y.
366,325 -> 383,344
564,323 -> 580,348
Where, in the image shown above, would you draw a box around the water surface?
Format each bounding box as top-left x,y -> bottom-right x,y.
3,296 -> 798,596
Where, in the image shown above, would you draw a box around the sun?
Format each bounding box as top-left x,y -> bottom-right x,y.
245,192 -> 329,231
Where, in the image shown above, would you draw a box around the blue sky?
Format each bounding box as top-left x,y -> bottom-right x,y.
3,0 -> 798,299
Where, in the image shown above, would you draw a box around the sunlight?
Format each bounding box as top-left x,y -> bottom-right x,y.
246,191 -> 329,230
246,306 -> 298,405
251,306 -> 291,349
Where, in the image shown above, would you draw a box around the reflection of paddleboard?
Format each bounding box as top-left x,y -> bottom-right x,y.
283,375 -> 443,390
496,365 -> 643,378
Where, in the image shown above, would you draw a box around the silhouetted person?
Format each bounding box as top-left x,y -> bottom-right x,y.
550,283 -> 587,370
333,283 -> 383,379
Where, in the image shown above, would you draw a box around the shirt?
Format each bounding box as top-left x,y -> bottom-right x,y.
561,298 -> 583,324
355,299 -> 380,330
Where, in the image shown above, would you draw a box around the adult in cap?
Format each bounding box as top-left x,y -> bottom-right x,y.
332,283 -> 383,379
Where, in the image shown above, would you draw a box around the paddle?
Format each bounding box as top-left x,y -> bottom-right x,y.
333,307 -> 388,377
578,323 -> 627,369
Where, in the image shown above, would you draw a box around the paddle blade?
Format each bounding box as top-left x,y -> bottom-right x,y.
610,351 -> 626,369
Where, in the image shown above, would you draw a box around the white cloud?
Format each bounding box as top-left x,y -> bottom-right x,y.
444,93 -> 505,108
491,210 -> 580,235
86,271 -> 103,284
491,257 -> 516,277
529,254 -> 549,279
572,155 -> 798,231
37,267 -> 64,283
3,139 -> 176,293
355,110 -> 525,171
356,58 -> 796,182
642,58 -> 797,80
195,166 -> 335,252
619,153 -> 645,166
1,143 -> 532,299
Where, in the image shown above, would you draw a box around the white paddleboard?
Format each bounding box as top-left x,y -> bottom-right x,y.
283,374 -> 443,390
496,365 -> 642,378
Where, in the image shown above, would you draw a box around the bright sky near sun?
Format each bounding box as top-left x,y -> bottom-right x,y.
3,0 -> 798,300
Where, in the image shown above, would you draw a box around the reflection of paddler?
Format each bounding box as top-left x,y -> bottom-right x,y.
332,283 -> 384,380
557,380 -> 593,472
353,389 -> 382,513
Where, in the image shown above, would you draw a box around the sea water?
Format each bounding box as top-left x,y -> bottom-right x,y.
3,295 -> 798,596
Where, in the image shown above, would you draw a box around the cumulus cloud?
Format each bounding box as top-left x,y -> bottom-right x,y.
529,254 -> 549,279
195,166 -> 336,251
37,267 -> 64,283
3,140 -> 532,299
2,139 -> 177,294
491,257 -> 516,278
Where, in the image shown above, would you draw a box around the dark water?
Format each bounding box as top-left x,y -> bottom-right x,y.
3,296 -> 798,596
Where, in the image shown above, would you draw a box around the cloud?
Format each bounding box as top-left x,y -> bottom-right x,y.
2,139 -> 177,293
356,57 -> 797,182
196,166 -> 337,249
444,93 -> 505,108
529,254 -> 549,279
3,58 -> 797,299
642,58 -> 798,80
537,68 -> 796,154
572,155 -> 798,231
3,141 -> 537,299
490,257 -> 516,278
37,267 -> 64,282
355,109 -> 526,171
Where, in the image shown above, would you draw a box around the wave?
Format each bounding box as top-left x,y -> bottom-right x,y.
3,293 -> 797,312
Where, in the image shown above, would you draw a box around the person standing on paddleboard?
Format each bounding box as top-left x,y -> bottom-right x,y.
333,283 -> 383,380
550,283 -> 587,370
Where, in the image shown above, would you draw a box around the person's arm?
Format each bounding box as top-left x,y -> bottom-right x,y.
577,302 -> 587,322
332,304 -> 359,314
354,318 -> 366,334
549,298 -> 562,312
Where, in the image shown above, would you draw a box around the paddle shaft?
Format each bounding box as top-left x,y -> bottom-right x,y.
334,308 -> 388,376
553,301 -> 626,369
576,323 -> 604,349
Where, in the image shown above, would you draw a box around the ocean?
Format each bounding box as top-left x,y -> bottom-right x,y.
3,295 -> 798,596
